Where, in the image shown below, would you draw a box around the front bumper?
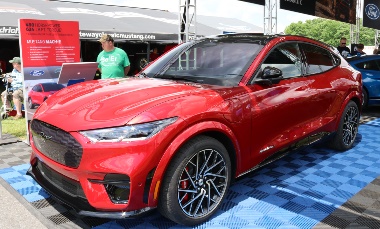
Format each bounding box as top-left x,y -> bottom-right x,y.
27,159 -> 154,218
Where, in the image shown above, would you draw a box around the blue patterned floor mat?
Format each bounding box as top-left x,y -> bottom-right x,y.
1,119 -> 380,229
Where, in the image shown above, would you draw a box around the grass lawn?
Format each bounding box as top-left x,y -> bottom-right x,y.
0,93 -> 28,140
0,117 -> 27,140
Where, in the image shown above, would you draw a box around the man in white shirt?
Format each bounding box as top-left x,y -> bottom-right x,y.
1,57 -> 24,119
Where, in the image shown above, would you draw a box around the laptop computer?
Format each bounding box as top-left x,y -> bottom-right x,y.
57,62 -> 98,85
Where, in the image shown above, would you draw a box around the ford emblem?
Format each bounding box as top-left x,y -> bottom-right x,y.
30,70 -> 45,77
365,4 -> 380,20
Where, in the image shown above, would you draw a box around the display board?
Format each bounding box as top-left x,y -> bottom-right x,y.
18,19 -> 80,142
280,0 -> 357,24
363,0 -> 380,30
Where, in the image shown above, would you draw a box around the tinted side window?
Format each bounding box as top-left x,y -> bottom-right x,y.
36,85 -> 42,92
302,43 -> 334,75
354,60 -> 380,71
261,42 -> 302,79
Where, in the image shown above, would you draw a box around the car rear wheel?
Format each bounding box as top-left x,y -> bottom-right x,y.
28,97 -> 35,109
158,135 -> 231,226
329,101 -> 359,151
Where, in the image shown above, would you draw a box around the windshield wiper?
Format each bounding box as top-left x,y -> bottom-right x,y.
155,74 -> 203,83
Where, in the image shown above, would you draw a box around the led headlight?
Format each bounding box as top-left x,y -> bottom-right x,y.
80,117 -> 178,143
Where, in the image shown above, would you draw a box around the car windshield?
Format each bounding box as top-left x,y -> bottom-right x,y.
142,38 -> 263,86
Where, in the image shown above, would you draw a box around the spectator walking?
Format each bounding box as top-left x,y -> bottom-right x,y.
337,37 -> 351,58
97,34 -> 130,79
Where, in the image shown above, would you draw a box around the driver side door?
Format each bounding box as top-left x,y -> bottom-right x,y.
246,42 -> 312,164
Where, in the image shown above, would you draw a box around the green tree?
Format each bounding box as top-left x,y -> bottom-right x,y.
284,18 -> 376,47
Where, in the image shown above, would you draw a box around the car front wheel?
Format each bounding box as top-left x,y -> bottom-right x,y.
28,97 -> 35,109
329,101 -> 359,151
158,135 -> 231,226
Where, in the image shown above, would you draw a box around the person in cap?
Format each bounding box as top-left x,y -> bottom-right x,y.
97,34 -> 130,79
1,57 -> 24,119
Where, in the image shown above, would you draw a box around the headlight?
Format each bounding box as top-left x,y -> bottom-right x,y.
80,117 -> 178,143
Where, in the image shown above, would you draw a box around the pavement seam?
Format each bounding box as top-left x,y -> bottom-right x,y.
0,176 -> 58,229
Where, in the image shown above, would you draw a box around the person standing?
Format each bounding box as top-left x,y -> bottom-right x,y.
351,44 -> 366,56
97,34 -> 130,79
1,57 -> 24,119
337,37 -> 351,57
149,47 -> 160,62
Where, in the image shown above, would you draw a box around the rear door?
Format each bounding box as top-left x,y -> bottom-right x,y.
245,41 -> 341,165
300,43 -> 343,123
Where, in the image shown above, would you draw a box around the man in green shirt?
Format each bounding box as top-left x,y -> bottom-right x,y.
97,34 -> 130,79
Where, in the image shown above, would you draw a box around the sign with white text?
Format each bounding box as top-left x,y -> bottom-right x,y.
19,19 -> 80,68
18,19 -> 80,140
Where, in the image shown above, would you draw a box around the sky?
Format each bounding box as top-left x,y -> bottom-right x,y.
74,0 -> 318,32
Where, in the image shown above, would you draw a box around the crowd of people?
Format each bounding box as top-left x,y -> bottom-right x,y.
336,36 -> 380,57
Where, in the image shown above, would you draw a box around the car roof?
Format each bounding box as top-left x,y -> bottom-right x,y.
202,33 -> 333,49
346,54 -> 380,63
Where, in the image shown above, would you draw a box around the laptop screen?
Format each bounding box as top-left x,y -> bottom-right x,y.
57,62 -> 98,84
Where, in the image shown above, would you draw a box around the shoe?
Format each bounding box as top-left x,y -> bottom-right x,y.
13,114 -> 23,120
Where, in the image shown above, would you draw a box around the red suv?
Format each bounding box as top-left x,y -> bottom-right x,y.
27,82 -> 65,109
27,34 -> 362,226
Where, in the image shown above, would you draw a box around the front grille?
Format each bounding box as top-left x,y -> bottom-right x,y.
31,119 -> 83,168
36,160 -> 86,199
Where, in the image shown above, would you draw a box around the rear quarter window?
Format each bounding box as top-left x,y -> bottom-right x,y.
302,43 -> 336,75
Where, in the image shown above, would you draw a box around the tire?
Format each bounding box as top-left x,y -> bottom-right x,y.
1,112 -> 7,120
329,101 -> 359,151
28,97 -> 35,109
158,135 -> 231,226
362,89 -> 368,109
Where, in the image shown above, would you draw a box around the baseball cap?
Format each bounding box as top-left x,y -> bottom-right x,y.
99,34 -> 114,43
9,57 -> 21,64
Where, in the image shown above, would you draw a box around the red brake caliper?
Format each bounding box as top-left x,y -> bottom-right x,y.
180,167 -> 189,203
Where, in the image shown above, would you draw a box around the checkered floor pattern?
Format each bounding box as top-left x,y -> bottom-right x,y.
0,116 -> 380,228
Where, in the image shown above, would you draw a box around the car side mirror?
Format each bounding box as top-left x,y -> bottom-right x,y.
255,66 -> 283,86
262,66 -> 282,79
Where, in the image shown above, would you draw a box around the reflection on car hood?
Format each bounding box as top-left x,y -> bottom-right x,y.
33,78 -> 212,131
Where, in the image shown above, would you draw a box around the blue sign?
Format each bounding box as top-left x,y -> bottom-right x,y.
365,3 -> 380,20
29,70 -> 45,76
363,0 -> 380,30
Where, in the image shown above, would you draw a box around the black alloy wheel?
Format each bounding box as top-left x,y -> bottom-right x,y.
329,101 -> 359,151
158,135 -> 231,226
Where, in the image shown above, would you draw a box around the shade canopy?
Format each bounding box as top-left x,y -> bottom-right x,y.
0,0 -> 222,42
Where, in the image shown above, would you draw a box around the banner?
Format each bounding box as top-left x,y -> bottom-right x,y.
280,0 -> 357,24
280,0 -> 316,16
18,19 -> 80,142
363,0 -> 380,29
238,0 -> 265,6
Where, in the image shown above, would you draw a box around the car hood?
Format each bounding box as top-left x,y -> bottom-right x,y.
33,78 -> 218,131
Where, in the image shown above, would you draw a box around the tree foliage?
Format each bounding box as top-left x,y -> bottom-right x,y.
284,18 -> 376,47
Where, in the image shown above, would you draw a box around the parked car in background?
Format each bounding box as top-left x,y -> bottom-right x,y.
346,55 -> 380,108
27,82 -> 65,109
28,34 -> 362,226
